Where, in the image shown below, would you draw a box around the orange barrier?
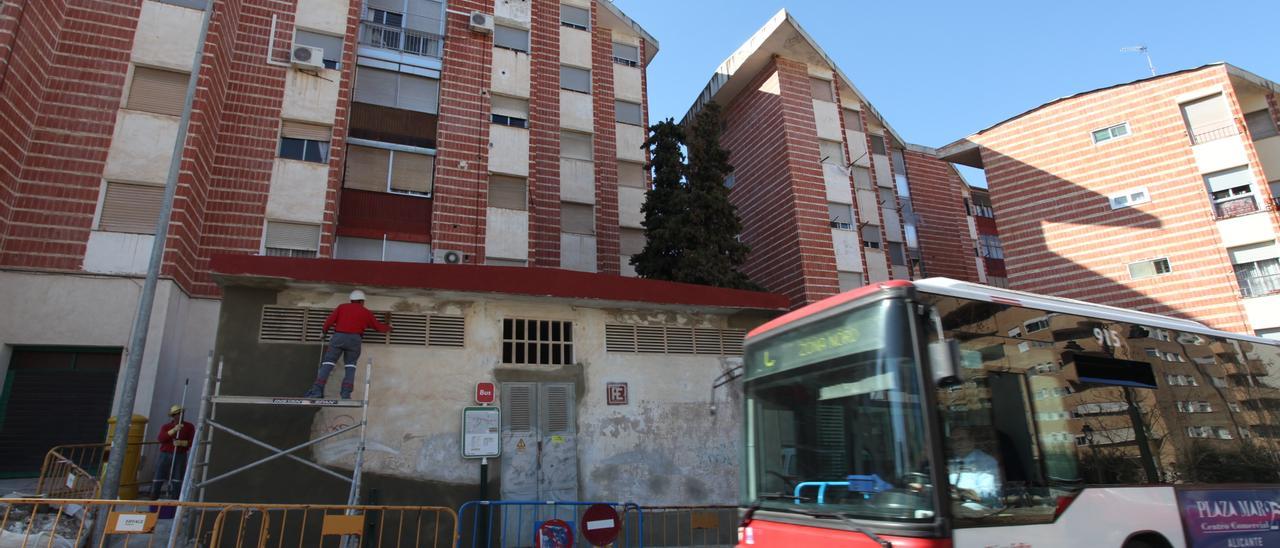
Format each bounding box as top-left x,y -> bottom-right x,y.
35,442 -> 159,499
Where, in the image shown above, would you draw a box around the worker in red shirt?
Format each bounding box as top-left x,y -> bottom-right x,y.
304,290 -> 391,399
152,404 -> 194,499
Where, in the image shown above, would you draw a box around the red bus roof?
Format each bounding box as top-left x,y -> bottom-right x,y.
746,281 -> 914,340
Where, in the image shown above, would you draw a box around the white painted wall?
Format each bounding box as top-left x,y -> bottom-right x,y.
104,111 -> 179,184
560,158 -> 594,203
484,208 -> 529,261
613,65 -> 642,103
561,233 -> 597,272
616,123 -> 645,163
883,207 -> 903,241
281,68 -> 341,125
618,187 -> 645,229
1254,135 -> 1280,181
295,0 -> 350,35
812,99 -> 841,141
275,288 -> 753,504
823,164 -> 852,203
491,49 -> 531,99
873,153 -> 892,188
560,90 -> 594,133
831,229 -> 863,273
559,27 -> 591,69
489,124 -> 530,176
845,130 -> 868,167
865,249 -> 890,282
266,159 -> 329,223
84,232 -> 154,275
132,0 -> 202,72
1216,213 -> 1276,248
855,189 -> 878,224
1192,134 -> 1250,175
495,0 -> 531,24
1243,294 -> 1280,331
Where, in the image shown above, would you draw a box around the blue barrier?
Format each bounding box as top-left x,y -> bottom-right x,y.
456,500 -> 643,548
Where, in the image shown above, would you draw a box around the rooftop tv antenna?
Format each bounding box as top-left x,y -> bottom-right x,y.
1121,45 -> 1156,77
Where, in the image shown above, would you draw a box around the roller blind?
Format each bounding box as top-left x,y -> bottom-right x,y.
264,221 -> 320,251
397,73 -> 439,114
615,100 -> 642,125
619,228 -> 645,256
560,5 -> 589,29
126,66 -> 189,116
494,25 -> 529,51
406,0 -> 444,34
488,176 -> 527,210
618,161 -> 645,188
354,67 -> 398,107
281,120 -> 332,141
390,151 -> 433,194
810,77 -> 834,102
843,109 -> 863,132
1181,93 -> 1232,134
1205,166 -> 1254,193
560,202 -> 594,234
561,131 -> 592,160
354,67 -> 439,114
344,145 -> 390,191
295,30 -> 342,66
560,65 -> 590,93
99,182 -> 164,234
492,95 -> 529,118
1229,241 -> 1279,265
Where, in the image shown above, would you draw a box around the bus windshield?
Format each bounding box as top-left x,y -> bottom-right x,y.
742,299 -> 935,522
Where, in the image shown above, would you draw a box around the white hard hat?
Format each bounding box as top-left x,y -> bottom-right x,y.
349,289 -> 366,301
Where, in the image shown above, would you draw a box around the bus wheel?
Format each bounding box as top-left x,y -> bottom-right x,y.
1122,533 -> 1171,548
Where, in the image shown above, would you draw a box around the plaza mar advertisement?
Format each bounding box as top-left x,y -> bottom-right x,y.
1177,488 -> 1280,547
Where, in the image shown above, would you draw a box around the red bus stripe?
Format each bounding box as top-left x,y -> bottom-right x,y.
746,281 -> 915,341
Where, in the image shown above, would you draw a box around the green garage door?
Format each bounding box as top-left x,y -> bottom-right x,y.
0,348 -> 121,478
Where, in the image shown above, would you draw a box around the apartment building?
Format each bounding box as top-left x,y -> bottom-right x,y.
0,0 -> 785,505
683,11 -> 981,308
966,185 -> 1008,288
940,63 -> 1280,339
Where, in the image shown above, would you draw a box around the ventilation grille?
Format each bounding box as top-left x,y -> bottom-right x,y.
543,385 -> 571,433
506,384 -> 533,432
605,324 -> 745,355
259,305 -> 465,348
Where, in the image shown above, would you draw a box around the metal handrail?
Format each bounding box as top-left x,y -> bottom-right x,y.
1190,122 -> 1238,145
359,20 -> 442,58
1240,272 -> 1280,298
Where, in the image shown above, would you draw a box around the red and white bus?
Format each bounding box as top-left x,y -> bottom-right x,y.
738,279 -> 1280,548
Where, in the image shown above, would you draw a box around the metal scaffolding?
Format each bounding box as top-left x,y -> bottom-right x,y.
173,356 -> 372,506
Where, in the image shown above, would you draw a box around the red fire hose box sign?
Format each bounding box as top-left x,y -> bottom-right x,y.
580,504 -> 621,546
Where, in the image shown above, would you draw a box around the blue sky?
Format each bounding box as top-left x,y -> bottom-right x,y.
612,0 -> 1280,185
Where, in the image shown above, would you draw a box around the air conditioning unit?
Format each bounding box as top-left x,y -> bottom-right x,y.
290,45 -> 324,70
434,249 -> 465,264
469,11 -> 494,34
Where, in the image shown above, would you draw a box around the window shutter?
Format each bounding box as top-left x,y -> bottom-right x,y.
383,240 -> 431,263
281,120 -> 332,141
810,77 -> 834,102
1204,166 -> 1254,193
344,145 -> 390,191
844,109 -> 863,132
561,132 -> 592,160
504,383 -> 534,432
488,176 -> 527,210
869,135 -> 887,155
264,221 -> 320,251
560,66 -> 591,93
560,5 -> 590,29
618,161 -> 645,188
99,182 -> 164,234
619,228 -> 645,256
492,95 -> 529,119
294,30 -> 342,65
542,384 -> 573,434
1181,94 -> 1232,135
397,73 -> 440,114
860,225 -> 881,244
560,203 -> 594,234
851,166 -> 872,190
126,67 -> 189,116
354,67 -> 397,108
827,203 -> 852,227
1229,241 -> 1279,264
406,0 -> 444,34
494,25 -> 529,51
390,151 -> 434,194
612,43 -> 638,63
1245,109 -> 1278,140
615,100 -> 642,125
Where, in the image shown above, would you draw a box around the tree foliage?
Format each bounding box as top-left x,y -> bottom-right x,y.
630,105 -> 756,289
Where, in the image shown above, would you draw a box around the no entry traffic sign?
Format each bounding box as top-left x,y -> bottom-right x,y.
580,504 -> 621,546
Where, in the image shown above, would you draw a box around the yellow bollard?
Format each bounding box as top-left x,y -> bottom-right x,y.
104,414 -> 148,499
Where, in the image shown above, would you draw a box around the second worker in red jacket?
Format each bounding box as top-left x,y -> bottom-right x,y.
304,289 -> 391,399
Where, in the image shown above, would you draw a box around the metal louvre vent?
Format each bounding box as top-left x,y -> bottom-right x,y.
429,316 -> 466,347
543,384 -> 571,433
604,324 -> 746,356
259,305 -> 465,348
506,384 -> 533,432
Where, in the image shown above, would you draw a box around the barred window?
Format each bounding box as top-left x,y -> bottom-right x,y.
503,319 -> 574,365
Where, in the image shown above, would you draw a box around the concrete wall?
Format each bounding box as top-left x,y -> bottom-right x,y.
1255,135 -> 1280,179
489,124 -> 530,176
132,1 -> 202,72
865,249 -> 889,282
559,27 -> 591,69
84,231 -> 153,275
560,90 -> 593,133
561,233 -> 597,272
823,163 -> 851,203
618,187 -> 644,228
492,48 -> 531,99
613,64 -> 641,103
560,158 -> 594,203
208,285 -> 764,506
495,0 -> 532,23
831,228 -> 862,273
1191,134 -> 1250,175
1243,294 -> 1280,331
615,123 -> 644,162
281,69 -> 341,126
296,0 -> 350,35
485,207 -> 529,260
812,99 -> 841,141
104,110 -> 179,184
1216,213 -> 1274,248
266,159 -> 329,223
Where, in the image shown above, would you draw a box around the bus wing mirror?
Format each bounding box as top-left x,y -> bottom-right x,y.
929,339 -> 962,387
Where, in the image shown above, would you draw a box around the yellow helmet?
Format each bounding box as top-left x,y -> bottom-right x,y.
168,405 -> 183,416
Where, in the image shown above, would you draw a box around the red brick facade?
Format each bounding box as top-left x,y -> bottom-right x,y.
903,150 -> 979,282
966,65 -> 1272,332
589,5 -> 619,274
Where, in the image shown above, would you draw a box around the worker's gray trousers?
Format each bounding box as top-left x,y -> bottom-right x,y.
309,332 -> 361,398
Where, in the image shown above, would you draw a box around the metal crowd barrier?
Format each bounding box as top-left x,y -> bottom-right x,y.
455,500 -> 642,548
622,506 -> 738,547
35,442 -> 160,499
0,498 -> 457,548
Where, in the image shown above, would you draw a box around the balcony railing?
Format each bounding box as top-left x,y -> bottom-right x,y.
1214,196 -> 1260,219
1190,122 -> 1239,145
1240,272 -> 1280,298
359,20 -> 442,58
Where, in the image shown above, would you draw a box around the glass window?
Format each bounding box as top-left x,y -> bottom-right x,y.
612,42 -> 639,66
1091,122 -> 1130,144
560,4 -> 590,30
494,25 -> 529,52
492,95 -> 529,129
368,8 -> 403,27
615,100 -> 642,125
560,65 -> 591,93
828,202 -> 853,230
978,234 -> 1004,259
1245,109 -> 1279,140
887,242 -> 907,266
1108,187 -> 1149,209
278,137 -> 329,163
869,135 -> 887,155
809,77 -> 834,102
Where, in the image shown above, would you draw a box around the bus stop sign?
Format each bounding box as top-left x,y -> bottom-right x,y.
580,504 -> 621,546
